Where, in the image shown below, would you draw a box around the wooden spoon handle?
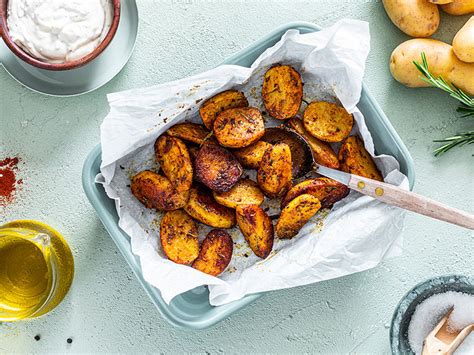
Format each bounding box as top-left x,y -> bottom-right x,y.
348,175 -> 474,230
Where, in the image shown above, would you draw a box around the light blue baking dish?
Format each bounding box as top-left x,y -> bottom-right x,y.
82,21 -> 415,330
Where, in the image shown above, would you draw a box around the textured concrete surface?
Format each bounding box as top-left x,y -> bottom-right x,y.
1,0 -> 473,353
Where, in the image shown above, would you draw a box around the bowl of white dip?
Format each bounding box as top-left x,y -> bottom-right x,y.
0,0 -> 120,70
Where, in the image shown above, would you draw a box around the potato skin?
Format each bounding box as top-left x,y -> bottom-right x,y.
257,143 -> 293,198
338,136 -> 383,181
192,229 -> 233,276
453,16 -> 474,63
199,90 -> 249,130
194,143 -> 243,193
166,123 -> 211,145
441,1 -> 474,15
213,107 -> 265,148
262,65 -> 303,120
276,194 -> 321,239
233,141 -> 272,169
160,210 -> 199,264
184,188 -> 236,228
213,179 -> 264,209
236,205 -> 274,259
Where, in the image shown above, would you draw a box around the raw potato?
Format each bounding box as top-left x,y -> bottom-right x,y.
338,136 -> 383,181
192,230 -> 233,276
213,107 -> 265,148
257,143 -> 293,198
262,65 -> 303,120
154,136 -> 193,192
233,141 -> 272,169
199,90 -> 249,129
160,210 -> 199,264
166,123 -> 211,145
236,205 -> 274,259
276,194 -> 321,239
390,39 -> 474,95
130,170 -> 189,211
453,17 -> 474,63
441,1 -> 474,15
213,179 -> 264,208
184,187 -> 236,228
303,101 -> 353,143
288,117 -> 339,169
382,0 -> 439,37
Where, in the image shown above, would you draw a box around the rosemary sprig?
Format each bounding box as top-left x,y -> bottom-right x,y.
433,131 -> 474,157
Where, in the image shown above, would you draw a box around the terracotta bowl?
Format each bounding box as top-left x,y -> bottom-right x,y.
0,0 -> 121,71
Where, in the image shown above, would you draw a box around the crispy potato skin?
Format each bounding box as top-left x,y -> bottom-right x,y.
262,65 -> 303,120
160,210 -> 199,264
192,229 -> 233,276
441,1 -> 474,15
236,204 -> 274,259
131,171 -> 189,211
213,179 -> 264,209
184,188 -> 236,228
288,117 -> 339,169
166,123 -> 211,145
213,107 -> 265,148
194,143 -> 243,193
199,90 -> 249,129
233,141 -> 272,169
303,101 -> 353,143
453,16 -> 474,63
258,143 -> 293,198
154,136 -> 193,192
276,194 -> 321,239
281,177 -> 349,209
338,136 -> 383,181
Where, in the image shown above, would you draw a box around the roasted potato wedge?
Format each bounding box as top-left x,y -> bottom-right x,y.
276,194 -> 321,239
194,143 -> 243,193
199,90 -> 249,129
184,187 -> 236,228
303,101 -> 353,143
236,204 -> 274,258
288,117 -> 340,169
160,210 -> 199,264
213,179 -> 264,209
166,122 -> 211,145
154,136 -> 193,192
192,229 -> 233,276
338,136 -> 383,181
233,141 -> 272,169
257,143 -> 292,198
130,171 -> 189,211
262,65 -> 303,120
213,107 -> 265,148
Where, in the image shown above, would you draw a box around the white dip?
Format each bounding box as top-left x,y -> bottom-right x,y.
7,0 -> 113,63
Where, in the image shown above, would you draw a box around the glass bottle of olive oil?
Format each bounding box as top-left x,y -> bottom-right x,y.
0,220 -> 74,321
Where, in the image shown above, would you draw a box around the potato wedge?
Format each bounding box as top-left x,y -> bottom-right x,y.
213,107 -> 265,148
276,194 -> 321,239
262,65 -> 303,120
184,187 -> 236,228
338,136 -> 383,181
199,90 -> 249,129
236,204 -> 274,258
130,170 -> 189,211
213,179 -> 264,209
160,210 -> 199,264
233,141 -> 272,169
303,101 -> 353,143
154,136 -> 193,192
192,229 -> 233,276
166,123 -> 211,145
257,143 -> 292,198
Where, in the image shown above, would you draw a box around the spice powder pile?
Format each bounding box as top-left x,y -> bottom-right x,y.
0,157 -> 22,207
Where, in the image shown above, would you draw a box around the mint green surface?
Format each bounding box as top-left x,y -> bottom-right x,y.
1,1 -> 472,353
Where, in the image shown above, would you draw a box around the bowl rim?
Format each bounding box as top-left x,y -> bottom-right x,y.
0,0 -> 121,71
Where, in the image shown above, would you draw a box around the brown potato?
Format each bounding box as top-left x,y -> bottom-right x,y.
199,90 -> 249,129
192,229 -> 233,276
213,179 -> 264,209
303,101 -> 353,143
236,204 -> 274,259
194,143 -> 243,193
166,123 -> 211,145
233,141 -> 272,169
184,188 -> 236,228
160,210 -> 199,264
262,65 -> 303,120
213,107 -> 265,148
276,194 -> 321,239
130,171 -> 189,211
257,143 -> 292,198
154,136 -> 193,192
338,136 -> 383,181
